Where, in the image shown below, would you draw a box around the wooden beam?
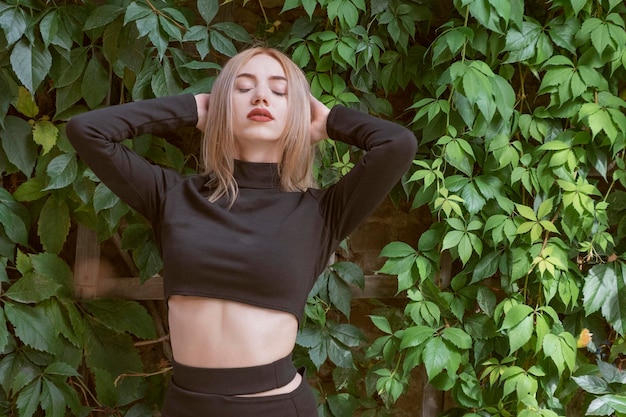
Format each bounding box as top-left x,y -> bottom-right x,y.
75,274 -> 402,300
73,225 -> 101,299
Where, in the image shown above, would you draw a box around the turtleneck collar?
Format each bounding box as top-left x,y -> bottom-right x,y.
232,159 -> 281,189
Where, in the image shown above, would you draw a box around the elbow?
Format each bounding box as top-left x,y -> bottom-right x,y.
65,116 -> 85,147
395,128 -> 418,168
404,129 -> 418,157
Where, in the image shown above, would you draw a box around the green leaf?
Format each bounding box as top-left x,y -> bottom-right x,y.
197,0 -> 219,25
444,138 -> 474,176
0,204 -> 29,247
442,230 -> 464,250
123,2 -> 152,25
211,22 -> 252,44
589,394 -> 626,415
0,354 -> 38,401
121,223 -> 151,250
296,326 -> 322,349
328,336 -> 354,368
0,116 -> 37,176
83,299 -> 157,340
400,325 -> 434,349
370,315 -> 392,334
458,234 -> 475,264
0,6 -> 27,46
40,377 -> 72,417
337,39 -> 357,67
471,250 -> 501,284
573,374 -> 610,395
580,103 -> 617,141
84,5 -> 125,30
93,183 -> 120,213
83,323 -> 142,405
209,29 -> 237,57
463,67 -> 495,121
380,241 -> 416,258
4,272 -> 61,303
329,323 -> 363,347
547,16 -> 578,54
543,334 -> 565,374
332,262 -> 364,289
537,198 -> 554,219
570,0 -> 587,15
151,58 -> 181,97
598,360 -> 626,384
327,393 -> 359,417
516,204 -> 537,221
37,194 -> 70,255
31,252 -> 74,295
423,337 -> 461,381
504,21 -> 542,63
328,271 -> 353,318
16,379 -> 42,417
584,263 -> 626,336
4,302 -> 63,353
87,352 -> 142,408
442,327 -> 472,349
158,14 -> 181,41
0,308 -> 9,352
162,7 -> 189,28
81,56 -> 109,109
10,38 -> 52,94
44,153 -> 77,191
501,304 -> 534,353
133,239 -> 162,282
308,336 -> 329,368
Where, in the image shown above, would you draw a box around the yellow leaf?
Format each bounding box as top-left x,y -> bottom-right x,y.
16,86 -> 39,118
33,120 -> 59,155
577,328 -> 592,348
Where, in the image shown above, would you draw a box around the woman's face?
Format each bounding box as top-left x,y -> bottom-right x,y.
231,53 -> 289,162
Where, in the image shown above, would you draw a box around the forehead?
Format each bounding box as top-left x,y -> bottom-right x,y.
237,54 -> 287,80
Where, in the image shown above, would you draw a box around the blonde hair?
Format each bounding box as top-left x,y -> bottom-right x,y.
201,47 -> 315,205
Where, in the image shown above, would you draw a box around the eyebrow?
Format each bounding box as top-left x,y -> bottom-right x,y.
236,73 -> 288,82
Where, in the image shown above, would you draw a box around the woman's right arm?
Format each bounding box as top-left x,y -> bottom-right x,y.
66,94 -> 199,221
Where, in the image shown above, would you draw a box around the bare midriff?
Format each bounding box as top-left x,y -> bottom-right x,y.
167,295 -> 301,397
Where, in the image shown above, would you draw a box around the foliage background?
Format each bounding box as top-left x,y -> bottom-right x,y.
1,0 -> 626,416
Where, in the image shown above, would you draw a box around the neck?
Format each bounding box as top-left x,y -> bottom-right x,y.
234,142 -> 282,163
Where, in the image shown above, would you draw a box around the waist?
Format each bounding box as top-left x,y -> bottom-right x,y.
171,353 -> 298,396
168,295 -> 299,368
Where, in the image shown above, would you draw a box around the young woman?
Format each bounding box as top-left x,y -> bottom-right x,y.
66,47 -> 417,417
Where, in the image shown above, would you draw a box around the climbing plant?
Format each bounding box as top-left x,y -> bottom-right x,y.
1,0 -> 626,416
369,0 -> 626,416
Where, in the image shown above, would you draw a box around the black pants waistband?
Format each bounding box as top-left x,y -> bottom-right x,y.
162,367 -> 317,417
171,353 -> 297,396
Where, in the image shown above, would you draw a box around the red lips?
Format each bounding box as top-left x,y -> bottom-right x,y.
247,108 -> 274,121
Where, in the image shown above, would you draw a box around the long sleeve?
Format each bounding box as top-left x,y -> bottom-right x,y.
66,94 -> 199,221
318,105 -> 418,240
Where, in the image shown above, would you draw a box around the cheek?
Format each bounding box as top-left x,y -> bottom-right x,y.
231,98 -> 247,121
277,100 -> 289,121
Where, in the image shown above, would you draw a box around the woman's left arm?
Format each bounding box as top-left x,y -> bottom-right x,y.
309,95 -> 330,144
317,103 -> 418,241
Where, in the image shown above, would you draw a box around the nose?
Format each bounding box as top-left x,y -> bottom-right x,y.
251,85 -> 270,105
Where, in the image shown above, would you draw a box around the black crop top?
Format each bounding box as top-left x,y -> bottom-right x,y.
66,94 -> 417,321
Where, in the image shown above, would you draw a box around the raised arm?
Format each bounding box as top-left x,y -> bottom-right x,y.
66,94 -> 199,221
317,105 -> 418,240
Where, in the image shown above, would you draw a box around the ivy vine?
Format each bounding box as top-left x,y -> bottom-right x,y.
1,0 -> 626,417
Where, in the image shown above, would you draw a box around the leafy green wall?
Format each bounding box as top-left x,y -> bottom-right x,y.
1,0 -> 626,416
